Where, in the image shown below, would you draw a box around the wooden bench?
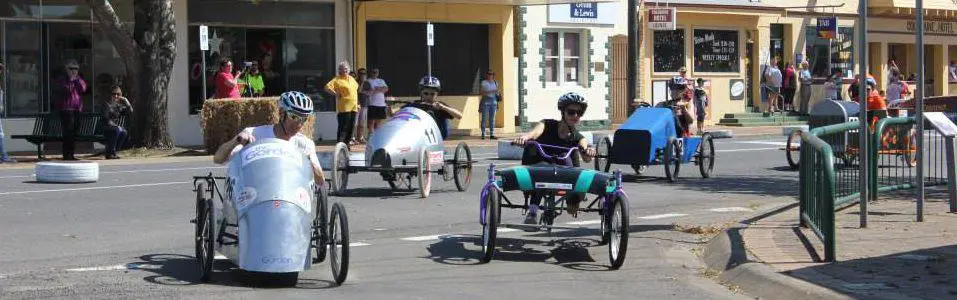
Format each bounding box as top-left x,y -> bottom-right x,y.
11,112 -> 131,159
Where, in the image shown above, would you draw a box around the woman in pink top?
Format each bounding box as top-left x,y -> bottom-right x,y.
214,58 -> 242,99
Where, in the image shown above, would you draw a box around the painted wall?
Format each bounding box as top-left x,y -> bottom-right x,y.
354,1 -> 517,134
519,1 -> 626,128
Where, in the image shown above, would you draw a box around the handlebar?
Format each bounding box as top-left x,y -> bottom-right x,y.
511,140 -> 588,164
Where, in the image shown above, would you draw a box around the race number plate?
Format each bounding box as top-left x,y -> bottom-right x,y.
535,182 -> 574,190
429,151 -> 444,164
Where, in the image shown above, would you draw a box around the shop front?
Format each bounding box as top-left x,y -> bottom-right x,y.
865,15 -> 957,98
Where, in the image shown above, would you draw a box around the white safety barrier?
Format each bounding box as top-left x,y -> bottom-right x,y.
35,161 -> 99,183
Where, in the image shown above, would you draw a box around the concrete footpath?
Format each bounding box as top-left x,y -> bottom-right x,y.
702,187 -> 957,300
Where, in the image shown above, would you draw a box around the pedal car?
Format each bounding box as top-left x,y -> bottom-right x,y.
478,141 -> 630,269
329,106 -> 473,198
192,138 -> 349,286
594,107 -> 715,182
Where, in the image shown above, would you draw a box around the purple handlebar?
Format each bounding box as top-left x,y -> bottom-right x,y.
513,140 -> 581,165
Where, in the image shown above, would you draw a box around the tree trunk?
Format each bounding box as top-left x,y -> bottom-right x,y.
132,0 -> 176,149
88,0 -> 175,149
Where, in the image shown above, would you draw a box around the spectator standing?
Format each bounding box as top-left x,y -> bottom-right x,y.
479,69 -> 499,140
325,61 -> 360,144
354,68 -> 369,144
949,60 -> 956,82
0,61 -> 14,163
214,58 -> 242,99
366,68 -> 389,136
693,78 -> 708,134
54,59 -> 87,161
101,85 -> 133,159
241,61 -> 265,97
798,61 -> 813,113
782,62 -> 796,111
763,58 -> 783,114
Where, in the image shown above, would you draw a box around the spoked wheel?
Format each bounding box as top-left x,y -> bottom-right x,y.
697,133 -> 715,178
417,147 -> 433,198
329,202 -> 350,286
607,192 -> 629,270
479,186 -> 499,263
600,196 -> 610,245
312,185 -> 329,264
331,142 -> 350,195
194,183 -> 215,282
595,136 -> 612,172
387,173 -> 413,191
664,137 -> 682,183
786,130 -> 802,170
453,142 -> 473,191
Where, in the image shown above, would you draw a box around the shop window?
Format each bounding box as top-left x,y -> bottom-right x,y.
3,22 -> 43,117
189,1 -> 334,28
693,29 -> 740,73
543,30 -> 584,86
805,26 -> 855,78
1,0 -> 39,18
366,21 -> 489,97
653,29 -> 685,73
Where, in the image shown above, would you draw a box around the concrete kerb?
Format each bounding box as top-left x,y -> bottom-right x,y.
700,202 -> 854,300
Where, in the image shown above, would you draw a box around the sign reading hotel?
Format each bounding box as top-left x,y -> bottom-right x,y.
548,2 -> 619,25
648,8 -> 677,31
907,20 -> 956,35
817,16 -> 837,39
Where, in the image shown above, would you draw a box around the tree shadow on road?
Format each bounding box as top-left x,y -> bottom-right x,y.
134,253 -> 337,289
666,175 -> 800,198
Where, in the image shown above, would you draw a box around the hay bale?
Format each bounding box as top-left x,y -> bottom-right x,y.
200,97 -> 315,153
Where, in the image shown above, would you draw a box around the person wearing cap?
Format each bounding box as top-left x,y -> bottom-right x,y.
0,61 -> 14,163
54,59 -> 88,161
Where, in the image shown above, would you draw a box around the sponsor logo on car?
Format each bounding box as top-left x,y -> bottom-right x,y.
391,110 -> 421,122
261,256 -> 292,265
241,143 -> 303,167
234,186 -> 257,211
535,182 -> 574,190
429,151 -> 444,164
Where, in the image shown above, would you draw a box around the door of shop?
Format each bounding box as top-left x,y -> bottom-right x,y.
609,35 -> 628,124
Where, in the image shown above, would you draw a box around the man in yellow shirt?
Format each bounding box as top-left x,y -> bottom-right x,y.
325,61 -> 360,144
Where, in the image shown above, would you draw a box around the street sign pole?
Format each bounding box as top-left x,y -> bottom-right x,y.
426,22 -> 434,77
857,0 -> 869,228
199,25 -> 209,100
916,0 -> 925,222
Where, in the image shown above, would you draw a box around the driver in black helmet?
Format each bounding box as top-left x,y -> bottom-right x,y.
513,92 -> 597,227
402,75 -> 463,139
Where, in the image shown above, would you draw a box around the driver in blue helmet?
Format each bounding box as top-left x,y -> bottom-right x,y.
513,92 -> 597,227
402,75 -> 463,139
213,91 -> 326,185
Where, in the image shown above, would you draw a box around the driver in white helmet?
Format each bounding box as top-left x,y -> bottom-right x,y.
213,91 -> 326,185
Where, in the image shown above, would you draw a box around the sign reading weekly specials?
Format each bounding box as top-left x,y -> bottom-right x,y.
648,7 -> 677,31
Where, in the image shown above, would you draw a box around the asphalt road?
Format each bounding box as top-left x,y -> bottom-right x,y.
0,135 -> 796,299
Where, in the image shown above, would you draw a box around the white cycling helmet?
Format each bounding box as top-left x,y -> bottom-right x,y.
279,91 -> 313,116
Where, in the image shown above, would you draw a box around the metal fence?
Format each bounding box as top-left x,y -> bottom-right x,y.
870,117 -> 950,197
798,129 -> 837,262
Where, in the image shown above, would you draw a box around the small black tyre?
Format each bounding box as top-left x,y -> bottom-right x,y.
480,187 -> 499,263
595,136 -> 612,172
664,137 -> 682,183
697,133 -> 715,178
786,130 -> 802,170
329,202 -> 350,285
608,192 -> 629,270
195,183 -> 215,282
312,184 -> 329,264
331,142 -> 350,195
453,142 -> 473,191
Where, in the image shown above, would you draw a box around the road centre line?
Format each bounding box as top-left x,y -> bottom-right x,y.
716,147 -> 780,153
0,181 -> 191,196
637,213 -> 688,220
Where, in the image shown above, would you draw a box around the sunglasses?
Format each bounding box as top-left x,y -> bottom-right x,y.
68,67 -> 78,70
287,113 -> 309,124
112,92 -> 122,96
421,91 -> 438,97
564,109 -> 584,117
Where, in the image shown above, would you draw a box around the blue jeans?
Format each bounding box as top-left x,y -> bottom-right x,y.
0,117 -> 9,161
104,125 -> 128,156
480,99 -> 497,136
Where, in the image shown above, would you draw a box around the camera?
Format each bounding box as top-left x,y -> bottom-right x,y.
243,61 -> 252,69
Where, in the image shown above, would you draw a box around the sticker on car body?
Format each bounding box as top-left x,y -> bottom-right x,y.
429,151 -> 444,164
535,182 -> 573,190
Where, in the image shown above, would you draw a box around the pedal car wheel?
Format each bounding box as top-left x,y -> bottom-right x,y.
312,185 -> 329,264
595,136 -> 612,172
331,142 -> 350,195
608,192 -> 629,270
630,164 -> 646,175
453,142 -> 473,192
697,133 -> 715,178
480,186 -> 499,263
329,202 -> 350,286
194,183 -> 215,282
664,138 -> 682,183
600,196 -> 610,245
785,130 -> 802,170
417,147 -> 433,198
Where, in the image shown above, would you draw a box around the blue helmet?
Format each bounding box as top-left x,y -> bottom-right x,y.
279,91 -> 313,116
418,75 -> 441,91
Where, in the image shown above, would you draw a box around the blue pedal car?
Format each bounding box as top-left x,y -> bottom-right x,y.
594,107 -> 715,182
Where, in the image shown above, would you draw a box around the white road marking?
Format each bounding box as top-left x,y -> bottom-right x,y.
565,220 -> 602,225
401,234 -> 454,241
737,141 -> 788,146
214,254 -> 227,260
637,213 -> 688,220
497,228 -> 520,233
0,166 -> 224,179
65,263 -> 161,272
0,181 -> 191,196
348,242 -> 372,247
716,147 -> 780,153
709,207 -> 753,212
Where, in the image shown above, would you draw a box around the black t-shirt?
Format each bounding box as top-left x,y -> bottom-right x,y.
403,101 -> 454,139
522,119 -> 584,166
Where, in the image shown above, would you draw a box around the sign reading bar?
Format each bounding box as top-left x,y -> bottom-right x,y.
570,3 -> 597,19
648,8 -> 676,31
817,16 -> 837,39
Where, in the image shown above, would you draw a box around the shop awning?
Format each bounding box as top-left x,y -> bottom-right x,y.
358,0 -> 617,5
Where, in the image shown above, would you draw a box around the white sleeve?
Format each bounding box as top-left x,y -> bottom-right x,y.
227,127 -> 254,159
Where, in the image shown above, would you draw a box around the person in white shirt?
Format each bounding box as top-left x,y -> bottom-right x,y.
213,91 -> 325,185
365,68 -> 389,135
764,58 -> 783,114
949,60 -> 956,82
479,70 -> 499,139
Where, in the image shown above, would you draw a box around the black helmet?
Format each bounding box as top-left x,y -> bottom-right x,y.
557,92 -> 587,112
418,75 -> 441,91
